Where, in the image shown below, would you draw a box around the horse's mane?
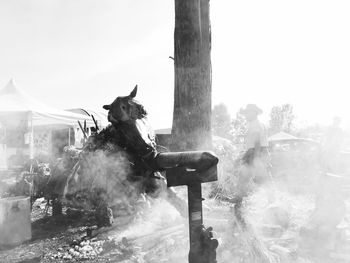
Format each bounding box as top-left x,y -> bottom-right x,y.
131,98 -> 148,119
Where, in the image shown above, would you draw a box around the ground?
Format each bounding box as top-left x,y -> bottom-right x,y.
1,176 -> 350,263
0,197 -> 189,263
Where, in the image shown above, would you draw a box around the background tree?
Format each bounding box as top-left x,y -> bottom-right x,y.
172,0 -> 212,151
269,104 -> 295,135
212,103 -> 232,140
231,108 -> 247,148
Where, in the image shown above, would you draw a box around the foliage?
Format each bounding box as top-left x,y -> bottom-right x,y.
231,108 -> 247,148
212,103 -> 233,140
211,104 -> 248,149
269,104 -> 295,135
209,107 -> 247,199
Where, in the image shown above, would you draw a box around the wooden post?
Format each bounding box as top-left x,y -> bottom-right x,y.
172,0 -> 212,151
188,183 -> 203,254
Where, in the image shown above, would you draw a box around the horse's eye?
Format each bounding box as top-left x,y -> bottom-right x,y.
122,106 -> 126,110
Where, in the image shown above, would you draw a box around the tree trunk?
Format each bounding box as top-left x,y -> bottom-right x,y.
172,0 -> 212,151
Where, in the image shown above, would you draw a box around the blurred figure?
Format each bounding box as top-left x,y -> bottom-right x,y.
241,104 -> 270,185
234,104 -> 272,221
322,116 -> 343,173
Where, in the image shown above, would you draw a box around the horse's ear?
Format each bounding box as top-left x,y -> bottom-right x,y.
129,85 -> 138,98
103,104 -> 111,110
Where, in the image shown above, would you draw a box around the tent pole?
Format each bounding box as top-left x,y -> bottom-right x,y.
4,127 -> 7,170
29,112 -> 34,167
1,126 -> 7,170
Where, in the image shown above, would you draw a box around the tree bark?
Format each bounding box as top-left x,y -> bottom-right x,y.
172,0 -> 212,151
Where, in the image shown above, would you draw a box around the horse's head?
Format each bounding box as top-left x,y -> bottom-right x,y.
103,85 -> 147,124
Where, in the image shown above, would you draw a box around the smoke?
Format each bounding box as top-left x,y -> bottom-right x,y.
1,114 -> 349,263
48,127 -> 349,263
61,137 -> 195,262
64,147 -> 141,213
116,198 -> 183,238
209,135 -> 350,263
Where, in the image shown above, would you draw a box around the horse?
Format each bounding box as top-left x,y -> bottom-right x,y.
58,86 -> 185,226
101,85 -> 186,213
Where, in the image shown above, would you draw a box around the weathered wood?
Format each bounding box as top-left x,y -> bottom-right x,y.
172,0 -> 212,151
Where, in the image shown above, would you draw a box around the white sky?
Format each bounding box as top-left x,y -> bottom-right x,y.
0,0 -> 349,129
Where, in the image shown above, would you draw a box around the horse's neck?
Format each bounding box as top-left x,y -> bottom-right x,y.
115,118 -> 155,147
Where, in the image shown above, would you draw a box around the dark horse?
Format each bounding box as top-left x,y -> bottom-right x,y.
101,85 -> 185,208
60,86 -> 185,226
103,86 -> 186,215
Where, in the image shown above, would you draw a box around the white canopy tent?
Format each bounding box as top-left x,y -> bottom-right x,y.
0,79 -> 94,127
0,79 -> 93,162
66,108 -> 109,129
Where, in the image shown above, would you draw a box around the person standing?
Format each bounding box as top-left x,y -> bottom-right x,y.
241,104 -> 270,184
322,116 -> 343,173
234,104 -> 271,222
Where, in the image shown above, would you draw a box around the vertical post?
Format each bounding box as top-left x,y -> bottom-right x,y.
188,183 -> 203,263
172,0 -> 212,151
0,126 -> 7,170
4,127 -> 7,170
29,113 -> 34,160
28,113 -> 34,173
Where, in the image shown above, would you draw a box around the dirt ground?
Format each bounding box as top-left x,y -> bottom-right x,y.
1,181 -> 350,263
0,201 -> 103,263
0,198 -> 189,263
